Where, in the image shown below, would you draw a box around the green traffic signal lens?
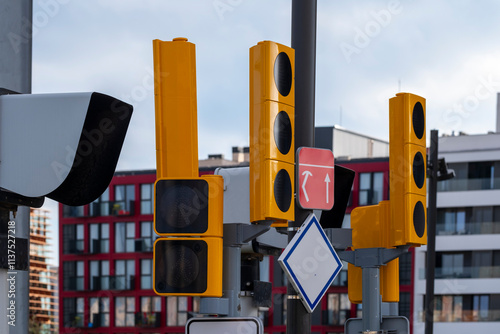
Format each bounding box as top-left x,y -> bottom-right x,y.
154,239 -> 207,293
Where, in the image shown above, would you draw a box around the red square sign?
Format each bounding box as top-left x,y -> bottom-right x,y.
297,147 -> 335,210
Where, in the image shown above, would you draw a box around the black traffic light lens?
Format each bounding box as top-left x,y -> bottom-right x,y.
274,52 -> 292,97
413,201 -> 426,238
413,151 -> 425,189
274,169 -> 292,213
412,102 -> 425,140
274,111 -> 292,155
154,239 -> 207,293
155,179 -> 209,234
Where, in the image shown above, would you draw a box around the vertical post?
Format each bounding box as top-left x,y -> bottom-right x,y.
425,130 -> 438,334
362,267 -> 381,332
223,240 -> 241,317
0,1 -> 32,333
288,1 -> 317,333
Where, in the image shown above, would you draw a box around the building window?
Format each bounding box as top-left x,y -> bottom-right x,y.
439,161 -> 500,191
326,293 -> 350,325
90,260 -> 109,290
437,206 -> 500,235
331,261 -> 348,286
138,296 -> 161,327
62,205 -> 85,218
138,221 -> 156,252
114,184 -> 135,215
62,224 -> 84,254
90,187 -> 110,216
63,297 -> 84,328
358,172 -> 384,206
115,222 -> 135,253
399,251 -> 412,285
115,296 -> 135,327
89,297 -> 109,327
90,223 -> 109,253
63,261 -> 84,291
141,183 -> 154,214
141,259 -> 153,289
272,293 -> 287,326
430,294 -> 499,322
115,259 -> 135,290
166,296 -> 188,326
399,292 -> 411,320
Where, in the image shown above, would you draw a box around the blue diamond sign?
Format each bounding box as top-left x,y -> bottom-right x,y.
278,213 -> 343,313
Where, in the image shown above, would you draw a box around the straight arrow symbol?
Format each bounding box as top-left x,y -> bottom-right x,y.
325,173 -> 331,203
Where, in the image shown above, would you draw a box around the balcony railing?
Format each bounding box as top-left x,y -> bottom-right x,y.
65,313 -> 84,328
91,275 -> 135,291
89,313 -> 101,328
438,177 -> 500,192
65,277 -> 84,291
135,312 -> 161,327
62,205 -> 85,218
68,240 -> 85,254
90,239 -> 109,254
419,309 -> 500,322
437,222 -> 500,235
135,238 -> 153,252
420,266 -> 500,279
90,201 -> 135,217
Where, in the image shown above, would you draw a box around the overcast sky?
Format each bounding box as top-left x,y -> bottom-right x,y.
33,0 -> 500,264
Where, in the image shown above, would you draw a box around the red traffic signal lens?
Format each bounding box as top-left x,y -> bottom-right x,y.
274,52 -> 292,97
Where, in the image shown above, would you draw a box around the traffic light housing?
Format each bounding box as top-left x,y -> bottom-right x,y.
389,93 -> 427,246
153,175 -> 224,296
347,201 -> 399,304
152,38 -> 223,297
250,41 -> 295,225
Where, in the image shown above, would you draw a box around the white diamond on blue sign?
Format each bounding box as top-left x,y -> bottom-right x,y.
278,213 -> 343,313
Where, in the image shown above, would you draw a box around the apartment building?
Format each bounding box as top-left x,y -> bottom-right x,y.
30,208 -> 58,333
413,131 -> 500,333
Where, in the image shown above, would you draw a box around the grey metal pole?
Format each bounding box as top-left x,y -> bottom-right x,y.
223,243 -> 241,317
425,130 -> 439,334
288,1 -> 317,333
0,1 -> 32,333
362,267 -> 381,332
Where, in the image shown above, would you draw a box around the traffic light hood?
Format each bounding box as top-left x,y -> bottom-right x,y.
0,92 -> 133,205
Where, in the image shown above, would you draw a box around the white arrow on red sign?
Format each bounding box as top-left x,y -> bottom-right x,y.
297,147 -> 335,210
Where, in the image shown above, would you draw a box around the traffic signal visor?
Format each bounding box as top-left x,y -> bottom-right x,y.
0,92 -> 133,205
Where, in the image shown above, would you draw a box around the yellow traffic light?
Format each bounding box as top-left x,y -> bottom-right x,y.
152,38 -> 223,297
347,201 -> 399,303
389,93 -> 427,246
250,41 -> 295,225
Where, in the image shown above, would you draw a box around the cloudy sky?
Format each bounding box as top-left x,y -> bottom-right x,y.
32,0 -> 500,264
